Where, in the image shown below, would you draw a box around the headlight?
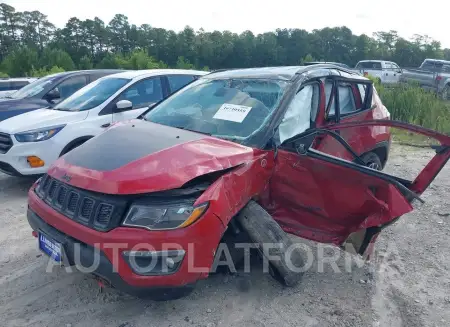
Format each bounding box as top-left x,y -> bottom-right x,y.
15,125 -> 66,142
123,202 -> 209,230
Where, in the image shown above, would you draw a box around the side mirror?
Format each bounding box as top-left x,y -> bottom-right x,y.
45,89 -> 60,102
115,100 -> 133,112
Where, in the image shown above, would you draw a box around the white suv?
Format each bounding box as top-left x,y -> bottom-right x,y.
0,69 -> 208,176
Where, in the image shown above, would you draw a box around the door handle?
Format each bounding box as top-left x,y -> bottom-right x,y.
101,123 -> 111,128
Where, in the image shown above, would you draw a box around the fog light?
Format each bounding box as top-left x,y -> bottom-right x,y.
27,156 -> 45,168
122,250 -> 185,276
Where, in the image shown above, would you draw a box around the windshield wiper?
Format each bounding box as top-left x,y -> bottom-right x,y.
211,134 -> 240,142
174,126 -> 211,136
54,108 -> 74,111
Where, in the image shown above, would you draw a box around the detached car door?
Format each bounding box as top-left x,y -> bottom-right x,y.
264,120 -> 449,258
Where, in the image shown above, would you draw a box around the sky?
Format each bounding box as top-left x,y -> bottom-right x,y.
5,0 -> 450,48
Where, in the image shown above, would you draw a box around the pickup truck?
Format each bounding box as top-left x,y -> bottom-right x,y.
400,59 -> 450,100
354,60 -> 402,85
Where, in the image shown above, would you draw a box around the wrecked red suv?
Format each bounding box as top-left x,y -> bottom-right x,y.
27,66 -> 450,299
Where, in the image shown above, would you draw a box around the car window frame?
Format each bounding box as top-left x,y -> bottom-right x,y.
99,76 -> 165,115
276,81 -> 320,144
165,74 -> 197,94
44,75 -> 88,100
325,76 -> 374,122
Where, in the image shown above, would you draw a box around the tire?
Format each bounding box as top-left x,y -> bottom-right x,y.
362,152 -> 382,171
236,201 -> 305,287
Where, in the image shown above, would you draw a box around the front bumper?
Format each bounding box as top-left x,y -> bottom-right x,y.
0,137 -> 62,176
27,187 -> 225,295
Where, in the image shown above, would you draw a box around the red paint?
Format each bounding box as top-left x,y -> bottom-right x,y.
29,188 -> 225,287
48,136 -> 256,195
27,100 -> 449,291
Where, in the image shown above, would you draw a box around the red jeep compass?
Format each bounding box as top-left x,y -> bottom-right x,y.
26,66 -> 450,299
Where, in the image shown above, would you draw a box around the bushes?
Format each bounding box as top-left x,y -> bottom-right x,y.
96,50 -> 167,70
30,65 -> 65,77
372,79 -> 450,134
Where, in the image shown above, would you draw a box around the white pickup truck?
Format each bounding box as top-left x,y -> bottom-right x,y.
354,60 -> 402,84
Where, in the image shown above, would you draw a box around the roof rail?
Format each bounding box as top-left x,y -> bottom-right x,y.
206,68 -> 241,76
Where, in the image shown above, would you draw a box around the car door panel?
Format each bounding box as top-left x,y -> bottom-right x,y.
262,120 -> 450,258
316,79 -> 384,160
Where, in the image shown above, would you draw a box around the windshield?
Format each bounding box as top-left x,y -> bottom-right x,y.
9,75 -> 57,99
145,78 -> 288,141
356,62 -> 382,70
53,77 -> 130,111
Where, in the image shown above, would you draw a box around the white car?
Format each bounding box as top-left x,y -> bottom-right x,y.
0,77 -> 37,98
0,69 -> 208,176
354,60 -> 402,84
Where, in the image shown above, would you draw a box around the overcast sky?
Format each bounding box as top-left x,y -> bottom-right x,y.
6,0 -> 450,48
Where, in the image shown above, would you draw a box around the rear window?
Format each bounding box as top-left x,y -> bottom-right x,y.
10,81 -> 29,89
420,60 -> 450,72
356,62 -> 382,70
0,81 -> 29,91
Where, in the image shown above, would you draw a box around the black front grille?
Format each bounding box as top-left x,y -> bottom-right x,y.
35,175 -> 128,232
0,132 -> 13,154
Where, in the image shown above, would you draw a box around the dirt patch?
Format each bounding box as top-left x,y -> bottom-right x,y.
0,144 -> 449,327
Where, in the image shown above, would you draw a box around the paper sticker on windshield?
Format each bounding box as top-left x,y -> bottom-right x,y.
213,103 -> 252,123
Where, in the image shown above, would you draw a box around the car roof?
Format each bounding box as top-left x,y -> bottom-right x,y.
305,61 -> 349,66
108,69 -> 209,80
202,65 -> 365,81
41,69 -> 126,79
357,60 -> 385,63
423,59 -> 450,64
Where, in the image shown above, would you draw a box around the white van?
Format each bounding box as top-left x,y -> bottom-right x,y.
0,69 -> 208,176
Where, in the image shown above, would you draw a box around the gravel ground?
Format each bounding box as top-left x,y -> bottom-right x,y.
0,144 -> 449,327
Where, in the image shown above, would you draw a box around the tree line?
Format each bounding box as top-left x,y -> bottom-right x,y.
1,3 -> 450,77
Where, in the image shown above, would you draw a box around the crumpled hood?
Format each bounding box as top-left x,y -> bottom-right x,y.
48,120 -> 256,194
0,108 -> 88,134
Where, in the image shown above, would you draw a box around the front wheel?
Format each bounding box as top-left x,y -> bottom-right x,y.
362,152 -> 382,171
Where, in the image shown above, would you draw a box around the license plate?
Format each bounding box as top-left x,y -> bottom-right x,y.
38,232 -> 62,263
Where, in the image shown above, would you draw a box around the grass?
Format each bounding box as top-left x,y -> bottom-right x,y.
370,78 -> 450,136
391,129 -> 440,147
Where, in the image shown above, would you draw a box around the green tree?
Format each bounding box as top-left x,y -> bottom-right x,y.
1,47 -> 39,76
20,11 -> 55,50
78,55 -> 93,69
31,65 -> 65,77
2,3 -> 450,77
175,56 -> 195,69
40,48 -> 75,71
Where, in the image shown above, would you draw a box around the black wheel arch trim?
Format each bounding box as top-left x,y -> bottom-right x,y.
60,136 -> 94,156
